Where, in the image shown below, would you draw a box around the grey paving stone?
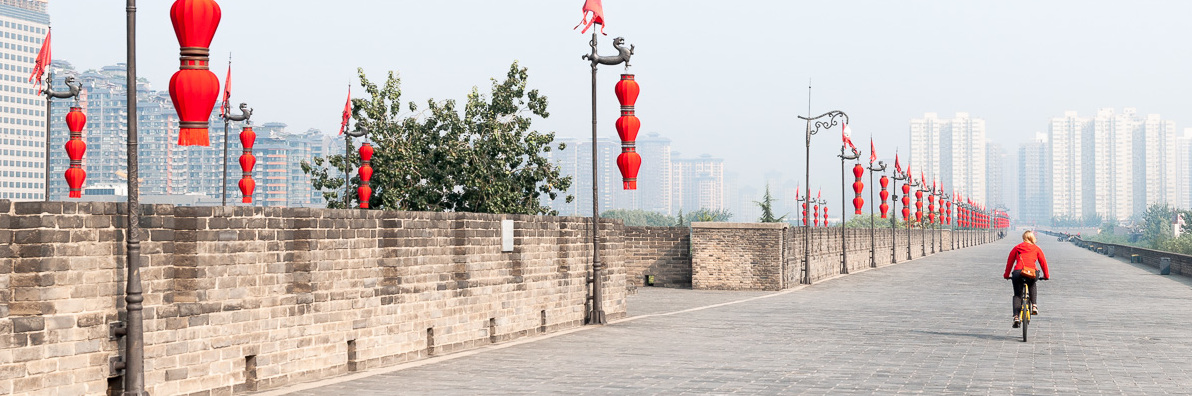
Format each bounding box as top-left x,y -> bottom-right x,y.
275,237 -> 1192,395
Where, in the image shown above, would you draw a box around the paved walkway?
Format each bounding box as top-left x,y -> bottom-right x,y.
262,236 -> 1192,395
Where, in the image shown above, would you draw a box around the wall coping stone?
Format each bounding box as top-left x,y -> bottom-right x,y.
691,222 -> 788,230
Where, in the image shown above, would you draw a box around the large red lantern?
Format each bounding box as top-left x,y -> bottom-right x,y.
169,0 -> 222,146
64,107 -> 87,198
813,203 -> 820,227
358,143 -> 374,209
851,164 -> 864,214
614,74 -> 640,189
823,205 -> 829,226
802,202 -> 809,226
914,190 -> 924,223
237,126 -> 256,203
878,176 -> 889,219
927,194 -> 936,224
901,183 -> 912,221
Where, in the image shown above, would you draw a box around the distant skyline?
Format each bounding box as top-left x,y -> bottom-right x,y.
45,1 -> 1192,212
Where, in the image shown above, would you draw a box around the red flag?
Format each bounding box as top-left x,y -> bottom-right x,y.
220,61 -> 232,117
30,29 -> 50,91
894,153 -> 902,175
339,86 -> 351,135
574,0 -> 606,35
842,124 -> 856,151
869,138 -> 877,164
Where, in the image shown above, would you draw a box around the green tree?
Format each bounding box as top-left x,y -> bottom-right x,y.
1141,203 -> 1174,248
754,184 -> 787,223
302,62 -> 572,214
601,209 -> 677,227
843,214 -> 904,228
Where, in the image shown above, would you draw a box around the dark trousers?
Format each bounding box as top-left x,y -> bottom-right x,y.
1011,270 -> 1038,316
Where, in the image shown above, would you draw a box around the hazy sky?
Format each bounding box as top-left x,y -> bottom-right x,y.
46,0 -> 1192,212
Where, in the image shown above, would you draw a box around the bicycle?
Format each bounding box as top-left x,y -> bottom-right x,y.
1019,283 -> 1031,342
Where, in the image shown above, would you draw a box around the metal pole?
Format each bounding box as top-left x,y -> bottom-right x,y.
587,33 -> 605,325
221,118 -> 229,206
123,0 -> 145,394
840,155 -> 847,274
803,118 -> 811,284
44,88 -> 51,201
869,167 -> 875,267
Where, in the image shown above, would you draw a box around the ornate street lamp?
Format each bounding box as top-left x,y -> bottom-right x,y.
221,102 -> 250,205
867,159 -> 886,268
797,110 -> 849,284
838,143 -> 860,275
107,1 -> 149,394
42,74 -> 82,200
580,32 -> 634,325
903,175 -> 919,260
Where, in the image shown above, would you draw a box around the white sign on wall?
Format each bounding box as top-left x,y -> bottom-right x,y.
501,219 -> 514,252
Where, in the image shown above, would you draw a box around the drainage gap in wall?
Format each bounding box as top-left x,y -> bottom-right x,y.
488,318 -> 497,344
347,340 -> 358,372
244,355 -> 258,392
426,328 -> 435,356
107,376 -> 123,395
540,310 -> 547,333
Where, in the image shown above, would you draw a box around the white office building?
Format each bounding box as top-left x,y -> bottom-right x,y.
910,112 -> 986,203
0,0 -> 48,201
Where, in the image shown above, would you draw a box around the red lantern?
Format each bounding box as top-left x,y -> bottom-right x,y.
169,0 -> 222,146
238,126 -> 256,203
64,107 -> 87,198
614,74 -> 641,189
813,203 -> 820,227
927,194 -> 936,223
823,206 -> 829,226
852,164 -> 864,214
878,176 -> 889,219
358,143 -> 374,209
802,202 -> 809,226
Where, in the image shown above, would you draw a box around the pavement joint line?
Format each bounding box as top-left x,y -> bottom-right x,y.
255,244 -> 981,395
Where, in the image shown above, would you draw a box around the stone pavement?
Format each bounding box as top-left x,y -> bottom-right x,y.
259,236 -> 1192,395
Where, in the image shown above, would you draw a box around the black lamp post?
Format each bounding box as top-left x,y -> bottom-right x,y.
838,145 -> 860,274
220,101 -> 251,206
42,73 -> 82,201
891,167 -> 907,263
797,110 -> 848,284
867,160 -> 886,268
580,33 -> 633,325
906,177 -> 920,260
117,1 -> 145,394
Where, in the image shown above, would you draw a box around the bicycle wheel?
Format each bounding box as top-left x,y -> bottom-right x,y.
1021,286 -> 1030,342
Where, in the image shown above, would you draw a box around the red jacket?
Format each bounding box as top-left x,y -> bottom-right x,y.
1004,242 -> 1049,279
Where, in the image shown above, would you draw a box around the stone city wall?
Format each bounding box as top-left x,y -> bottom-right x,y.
623,226 -> 691,288
692,222 -> 1002,290
0,201 -> 628,396
1072,237 -> 1192,277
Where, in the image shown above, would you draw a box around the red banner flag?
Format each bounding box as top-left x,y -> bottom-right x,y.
574,0 -> 606,35
30,29 -> 50,91
869,138 -> 877,164
339,86 -> 351,135
894,153 -> 902,175
842,124 -> 856,151
220,61 -> 232,117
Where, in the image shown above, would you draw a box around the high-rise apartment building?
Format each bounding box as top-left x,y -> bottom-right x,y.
1137,114 -> 1177,213
636,133 -> 672,215
45,62 -> 325,206
910,112 -> 985,203
1178,128 -> 1192,209
672,153 -> 724,213
0,0 -> 48,201
1018,133 -> 1049,225
986,142 -> 1006,209
1048,111 -> 1087,221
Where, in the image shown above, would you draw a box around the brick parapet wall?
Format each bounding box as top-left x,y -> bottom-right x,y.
623,226 -> 690,288
1071,237 -> 1192,277
0,200 -> 627,396
694,222 -> 1001,290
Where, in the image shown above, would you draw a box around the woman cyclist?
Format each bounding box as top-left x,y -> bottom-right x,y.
1004,230 -> 1050,328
